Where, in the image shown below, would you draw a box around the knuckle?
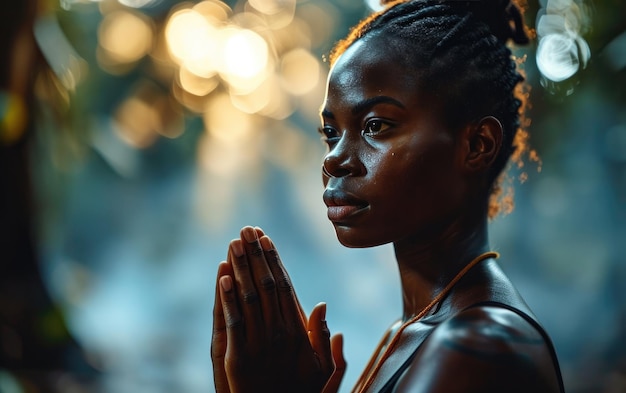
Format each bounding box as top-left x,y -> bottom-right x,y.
242,290 -> 259,305
259,275 -> 276,292
222,291 -> 238,305
266,249 -> 280,264
212,324 -> 227,336
221,296 -> 243,328
276,276 -> 293,293
224,313 -> 243,329
232,255 -> 249,270
248,242 -> 264,258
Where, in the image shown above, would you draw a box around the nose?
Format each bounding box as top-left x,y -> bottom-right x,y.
322,134 -> 364,178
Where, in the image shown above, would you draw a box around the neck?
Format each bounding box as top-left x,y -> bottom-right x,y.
393,210 -> 490,322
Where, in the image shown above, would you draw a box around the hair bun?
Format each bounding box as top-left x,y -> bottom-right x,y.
449,0 -> 530,44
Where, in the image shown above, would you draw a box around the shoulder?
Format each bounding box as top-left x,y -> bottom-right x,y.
394,305 -> 561,393
432,304 -> 545,356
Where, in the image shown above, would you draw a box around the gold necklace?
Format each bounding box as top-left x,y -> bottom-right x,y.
352,251 -> 500,393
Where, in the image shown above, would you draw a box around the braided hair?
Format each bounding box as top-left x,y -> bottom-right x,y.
330,0 -> 531,217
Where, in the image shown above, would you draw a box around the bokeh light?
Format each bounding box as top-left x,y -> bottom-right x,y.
177,67 -> 219,97
279,48 -> 320,95
203,92 -> 254,145
0,92 -> 27,144
365,0 -> 385,12
113,82 -> 184,148
535,0 -> 591,89
165,7 -> 221,77
246,0 -> 295,28
222,28 -> 268,80
536,33 -> 584,82
118,0 -> 162,8
219,26 -> 271,93
98,10 -> 154,65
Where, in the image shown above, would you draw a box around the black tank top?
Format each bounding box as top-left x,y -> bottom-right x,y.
377,301 -> 565,393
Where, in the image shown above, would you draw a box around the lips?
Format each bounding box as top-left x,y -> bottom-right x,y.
323,189 -> 369,222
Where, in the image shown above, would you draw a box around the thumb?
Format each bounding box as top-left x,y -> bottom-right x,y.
307,302 -> 333,375
323,333 -> 347,393
331,333 -> 346,375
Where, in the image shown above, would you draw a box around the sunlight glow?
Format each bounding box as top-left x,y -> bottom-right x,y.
221,28 -> 269,80
165,8 -> 220,77
89,0 -> 334,153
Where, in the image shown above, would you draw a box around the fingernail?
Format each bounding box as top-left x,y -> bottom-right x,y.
220,276 -> 233,292
231,240 -> 244,257
242,227 -> 257,243
320,302 -> 327,321
260,236 -> 272,251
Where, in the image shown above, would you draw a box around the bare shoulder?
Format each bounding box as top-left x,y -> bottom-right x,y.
394,305 -> 561,393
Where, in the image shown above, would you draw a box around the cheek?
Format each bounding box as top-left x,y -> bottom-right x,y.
374,145 -> 461,217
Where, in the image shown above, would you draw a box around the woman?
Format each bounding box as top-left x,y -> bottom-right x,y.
211,0 -> 565,392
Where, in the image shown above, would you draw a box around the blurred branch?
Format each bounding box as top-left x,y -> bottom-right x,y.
0,1 -> 96,391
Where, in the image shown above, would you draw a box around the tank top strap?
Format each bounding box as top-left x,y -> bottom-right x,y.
462,300 -> 566,393
376,323 -> 438,393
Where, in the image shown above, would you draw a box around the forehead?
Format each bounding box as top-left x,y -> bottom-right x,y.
324,36 -> 426,113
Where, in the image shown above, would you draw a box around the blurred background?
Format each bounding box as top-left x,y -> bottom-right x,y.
0,0 -> 624,392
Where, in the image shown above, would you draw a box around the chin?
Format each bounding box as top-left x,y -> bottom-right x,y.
333,225 -> 389,248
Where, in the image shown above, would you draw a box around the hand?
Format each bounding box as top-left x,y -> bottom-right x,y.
211,226 -> 346,393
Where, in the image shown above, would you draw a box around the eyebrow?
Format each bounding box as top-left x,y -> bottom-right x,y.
321,95 -> 406,119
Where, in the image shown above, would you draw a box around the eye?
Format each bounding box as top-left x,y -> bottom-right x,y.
362,119 -> 392,136
318,126 -> 340,146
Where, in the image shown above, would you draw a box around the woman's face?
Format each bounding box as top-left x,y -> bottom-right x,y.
320,36 -> 468,248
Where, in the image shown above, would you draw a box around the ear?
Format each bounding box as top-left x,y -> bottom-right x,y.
462,116 -> 503,172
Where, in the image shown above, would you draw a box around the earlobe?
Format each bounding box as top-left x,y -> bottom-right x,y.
464,116 -> 503,172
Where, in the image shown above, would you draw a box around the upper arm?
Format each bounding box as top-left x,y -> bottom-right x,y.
394,306 -> 560,393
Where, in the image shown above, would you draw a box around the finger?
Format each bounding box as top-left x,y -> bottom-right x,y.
220,275 -> 245,350
263,237 -> 308,336
212,262 -> 232,393
240,227 -> 281,336
331,334 -> 346,376
229,238 -> 265,345
323,334 -> 346,393
307,303 -> 333,375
